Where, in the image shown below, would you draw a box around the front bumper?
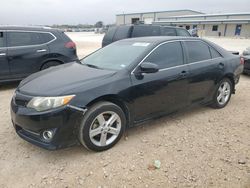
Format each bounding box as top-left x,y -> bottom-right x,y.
11,92 -> 85,150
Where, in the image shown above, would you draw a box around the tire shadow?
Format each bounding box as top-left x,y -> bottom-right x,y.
0,81 -> 20,91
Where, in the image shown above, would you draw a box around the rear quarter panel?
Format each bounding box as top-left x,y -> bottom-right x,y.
47,31 -> 78,63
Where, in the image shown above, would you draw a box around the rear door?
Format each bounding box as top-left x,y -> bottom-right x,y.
0,31 -> 9,80
131,41 -> 189,122
183,40 -> 223,104
7,31 -> 49,78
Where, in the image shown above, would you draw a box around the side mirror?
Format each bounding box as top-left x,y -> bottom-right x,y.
139,62 -> 159,74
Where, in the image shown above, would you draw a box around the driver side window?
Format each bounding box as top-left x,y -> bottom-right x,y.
144,41 -> 184,69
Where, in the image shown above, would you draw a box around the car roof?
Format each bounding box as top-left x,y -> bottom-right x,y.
0,26 -> 60,32
118,36 -> 200,45
119,24 -> 187,30
122,36 -> 233,58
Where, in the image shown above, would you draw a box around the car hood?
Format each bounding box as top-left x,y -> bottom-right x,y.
18,62 -> 116,96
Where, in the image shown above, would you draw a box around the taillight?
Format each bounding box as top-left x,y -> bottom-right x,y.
65,41 -> 76,49
240,57 -> 245,65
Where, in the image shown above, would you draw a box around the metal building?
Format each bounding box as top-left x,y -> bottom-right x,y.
116,10 -> 250,37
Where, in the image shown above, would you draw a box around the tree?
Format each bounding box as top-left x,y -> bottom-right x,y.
95,21 -> 103,28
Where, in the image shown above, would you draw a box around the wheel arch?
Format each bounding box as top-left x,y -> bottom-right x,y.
86,95 -> 131,128
223,73 -> 235,93
40,59 -> 64,70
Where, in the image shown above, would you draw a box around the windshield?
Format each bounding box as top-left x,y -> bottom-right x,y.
81,41 -> 151,70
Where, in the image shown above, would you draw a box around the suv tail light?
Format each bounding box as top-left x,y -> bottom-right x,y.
65,41 -> 76,49
240,57 -> 245,65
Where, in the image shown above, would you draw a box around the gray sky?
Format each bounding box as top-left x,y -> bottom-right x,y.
0,0 -> 249,25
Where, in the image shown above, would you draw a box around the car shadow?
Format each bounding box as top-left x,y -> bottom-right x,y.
31,105 -> 212,158
0,81 -> 20,91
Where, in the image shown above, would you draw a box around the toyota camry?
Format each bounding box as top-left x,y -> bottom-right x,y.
11,37 -> 244,151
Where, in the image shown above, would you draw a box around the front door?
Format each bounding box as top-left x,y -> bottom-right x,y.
130,41 -> 189,122
0,31 -> 9,80
7,31 -> 49,79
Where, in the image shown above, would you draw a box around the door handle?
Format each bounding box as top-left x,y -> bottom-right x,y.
36,49 -> 47,53
0,53 -> 6,56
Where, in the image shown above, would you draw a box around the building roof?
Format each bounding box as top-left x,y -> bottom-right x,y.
116,9 -> 204,16
154,18 -> 250,24
166,12 -> 250,18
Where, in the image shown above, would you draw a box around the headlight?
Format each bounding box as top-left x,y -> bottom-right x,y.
27,95 -> 75,112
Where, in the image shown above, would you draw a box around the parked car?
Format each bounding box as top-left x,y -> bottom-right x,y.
11,37 -> 244,151
0,26 -> 78,83
102,25 -> 191,47
242,47 -> 250,74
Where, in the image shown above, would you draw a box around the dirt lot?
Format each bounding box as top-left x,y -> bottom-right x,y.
0,33 -> 250,188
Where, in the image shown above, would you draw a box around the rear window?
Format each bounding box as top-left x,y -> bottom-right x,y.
0,32 -> 4,47
185,41 -> 211,63
161,27 -> 176,36
113,26 -> 132,42
8,32 -> 42,47
103,27 -> 117,44
176,29 -> 191,37
132,25 -> 160,37
40,32 -> 55,43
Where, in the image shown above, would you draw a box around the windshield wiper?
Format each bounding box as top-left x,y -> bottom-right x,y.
84,63 -> 103,69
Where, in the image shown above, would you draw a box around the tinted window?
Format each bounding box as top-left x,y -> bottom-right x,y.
132,25 -> 160,37
113,26 -> 132,41
103,27 -> 117,43
8,32 -> 42,47
185,41 -> 211,63
145,42 -> 184,69
0,32 -> 4,47
176,29 -> 191,36
210,47 -> 222,58
40,33 -> 55,43
161,27 -> 176,36
212,25 -> 218,31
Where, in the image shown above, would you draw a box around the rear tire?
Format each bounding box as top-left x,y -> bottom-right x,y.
210,78 -> 232,109
78,101 -> 126,152
41,61 -> 61,70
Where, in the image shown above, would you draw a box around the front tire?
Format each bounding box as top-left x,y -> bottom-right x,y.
210,78 -> 232,109
78,101 -> 126,152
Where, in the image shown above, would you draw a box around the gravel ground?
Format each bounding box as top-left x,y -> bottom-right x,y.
0,33 -> 249,188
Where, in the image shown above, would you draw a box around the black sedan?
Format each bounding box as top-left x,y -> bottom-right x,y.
242,47 -> 250,74
11,37 -> 243,151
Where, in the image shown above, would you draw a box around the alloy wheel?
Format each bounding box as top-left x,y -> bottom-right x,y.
217,81 -> 231,105
89,111 -> 121,147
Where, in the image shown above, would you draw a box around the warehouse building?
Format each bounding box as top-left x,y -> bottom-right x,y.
116,10 -> 250,37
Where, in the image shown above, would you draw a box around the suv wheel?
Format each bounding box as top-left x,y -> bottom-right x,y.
78,102 -> 126,151
211,78 -> 232,109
